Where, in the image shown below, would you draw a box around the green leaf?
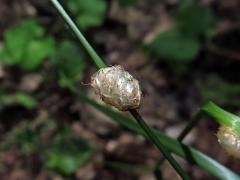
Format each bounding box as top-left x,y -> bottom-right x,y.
0,48 -> 18,64
3,26 -> 29,64
46,128 -> 93,174
67,0 -> 107,30
176,0 -> 214,38
2,20 -> 44,63
146,28 -> 200,62
144,1 -> 214,73
1,19 -> 55,70
22,37 -> 55,70
0,92 -> 37,109
70,87 -> 240,180
53,41 -> 85,87
15,93 -> 38,109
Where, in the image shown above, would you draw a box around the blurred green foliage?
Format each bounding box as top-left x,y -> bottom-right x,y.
0,19 -> 88,173
0,92 -> 38,109
145,0 -> 214,72
0,119 -> 93,175
0,19 -> 55,71
66,0 -> 107,30
146,28 -> 200,72
201,75 -> 240,107
0,18 -> 86,87
45,127 -> 93,175
15,127 -> 39,154
0,125 -> 39,155
0,114 -> 51,154
176,0 -> 214,38
52,41 -> 86,87
0,17 -> 89,175
15,93 -> 38,109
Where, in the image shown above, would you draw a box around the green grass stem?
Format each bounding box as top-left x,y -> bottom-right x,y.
49,0 -> 199,178
130,109 -> 190,180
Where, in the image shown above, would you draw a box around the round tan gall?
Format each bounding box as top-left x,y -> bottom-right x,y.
90,65 -> 141,111
217,126 -> 240,159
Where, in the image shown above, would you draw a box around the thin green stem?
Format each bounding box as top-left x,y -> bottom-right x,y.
130,109 -> 190,180
154,110 -> 204,179
49,0 -> 107,69
50,0 -> 190,178
178,110 -> 204,141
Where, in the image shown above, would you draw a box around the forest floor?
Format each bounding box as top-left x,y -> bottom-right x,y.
1,0 -> 240,179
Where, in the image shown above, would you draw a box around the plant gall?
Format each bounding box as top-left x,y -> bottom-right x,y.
217,126 -> 240,159
91,65 -> 141,111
